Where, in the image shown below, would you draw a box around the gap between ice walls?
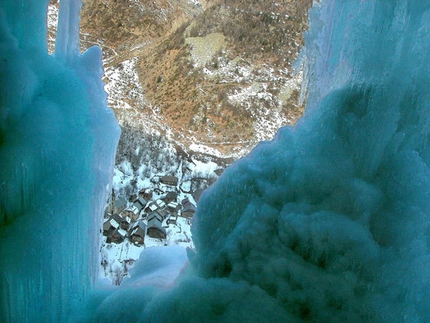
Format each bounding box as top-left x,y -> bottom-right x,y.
3,0 -> 430,322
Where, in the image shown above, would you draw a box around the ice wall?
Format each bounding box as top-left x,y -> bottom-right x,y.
190,1 -> 430,321
0,0 -> 119,322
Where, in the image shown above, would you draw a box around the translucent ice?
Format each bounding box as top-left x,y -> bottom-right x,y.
0,0 -> 119,321
190,1 -> 430,321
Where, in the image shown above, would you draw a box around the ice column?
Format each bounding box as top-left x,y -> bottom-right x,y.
0,0 -> 119,322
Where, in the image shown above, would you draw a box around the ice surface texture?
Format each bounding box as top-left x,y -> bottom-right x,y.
3,0 -> 430,322
191,1 -> 430,321
0,0 -> 119,322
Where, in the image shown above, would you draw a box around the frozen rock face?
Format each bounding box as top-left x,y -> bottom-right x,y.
0,0 -> 119,322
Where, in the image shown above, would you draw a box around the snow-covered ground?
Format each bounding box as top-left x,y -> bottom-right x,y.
47,3 -> 58,31
47,2 -> 59,53
103,57 -> 146,111
203,54 -> 303,142
189,143 -> 225,158
188,0 -> 202,6
100,216 -> 193,285
101,146 -> 225,285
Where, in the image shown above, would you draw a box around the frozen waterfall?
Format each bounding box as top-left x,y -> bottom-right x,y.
2,0 -> 430,322
0,0 -> 119,321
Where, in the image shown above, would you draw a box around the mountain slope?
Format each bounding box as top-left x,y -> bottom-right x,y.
78,0 -> 311,156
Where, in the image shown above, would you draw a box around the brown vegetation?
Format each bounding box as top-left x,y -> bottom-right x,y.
79,0 -> 312,154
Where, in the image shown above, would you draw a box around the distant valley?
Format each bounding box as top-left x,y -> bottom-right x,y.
55,0 -> 309,150
47,0 -> 311,283
47,0 -> 311,207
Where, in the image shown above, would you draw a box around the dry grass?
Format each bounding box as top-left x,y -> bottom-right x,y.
79,0 -> 312,154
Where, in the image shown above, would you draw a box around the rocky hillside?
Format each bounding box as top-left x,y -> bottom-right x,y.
49,0 -> 311,157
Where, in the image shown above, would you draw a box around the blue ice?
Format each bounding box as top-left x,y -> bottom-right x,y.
0,0 -> 119,321
2,0 -> 430,322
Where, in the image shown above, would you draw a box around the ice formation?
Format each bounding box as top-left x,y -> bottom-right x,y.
0,0 -> 119,321
189,2 -> 430,321
2,0 -> 430,322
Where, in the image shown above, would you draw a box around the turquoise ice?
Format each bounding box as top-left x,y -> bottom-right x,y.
2,0 -> 430,322
0,0 -> 119,321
